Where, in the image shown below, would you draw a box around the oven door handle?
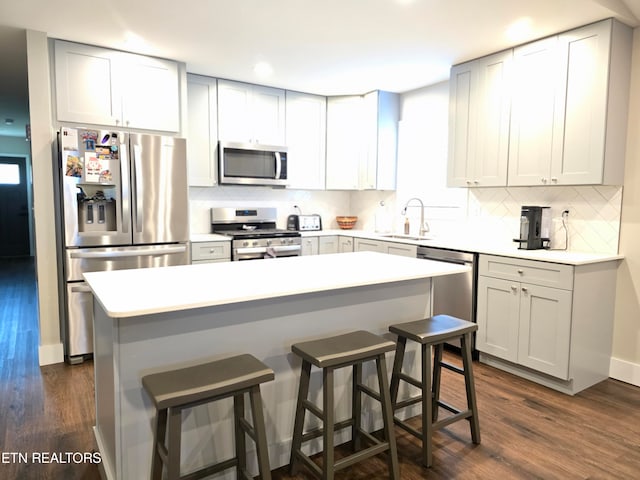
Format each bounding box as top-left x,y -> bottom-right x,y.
235,245 -> 301,255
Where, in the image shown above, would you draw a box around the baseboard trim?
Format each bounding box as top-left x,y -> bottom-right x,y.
38,342 -> 64,366
609,357 -> 640,387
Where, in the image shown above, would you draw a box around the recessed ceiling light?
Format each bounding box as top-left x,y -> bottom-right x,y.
254,61 -> 273,78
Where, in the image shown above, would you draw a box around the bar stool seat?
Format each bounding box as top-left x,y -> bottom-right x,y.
142,354 -> 274,480
389,315 -> 480,468
290,330 -> 400,479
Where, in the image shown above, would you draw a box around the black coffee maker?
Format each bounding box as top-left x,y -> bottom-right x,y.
514,206 -> 551,250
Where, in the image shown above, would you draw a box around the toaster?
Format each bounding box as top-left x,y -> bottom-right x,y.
287,214 -> 322,231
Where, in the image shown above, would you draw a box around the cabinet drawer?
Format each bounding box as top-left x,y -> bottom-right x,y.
191,241 -> 231,262
479,255 -> 573,290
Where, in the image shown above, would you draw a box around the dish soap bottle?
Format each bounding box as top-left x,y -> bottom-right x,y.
404,217 -> 410,234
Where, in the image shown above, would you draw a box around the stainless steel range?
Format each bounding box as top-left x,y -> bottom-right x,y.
211,207 -> 302,261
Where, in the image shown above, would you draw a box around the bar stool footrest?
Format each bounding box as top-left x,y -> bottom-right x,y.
440,361 -> 464,375
334,442 -> 392,471
179,457 -> 239,480
300,418 -> 354,443
393,416 -> 423,441
433,409 -> 473,431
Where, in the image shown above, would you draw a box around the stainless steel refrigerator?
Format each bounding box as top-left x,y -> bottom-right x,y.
57,127 -> 189,362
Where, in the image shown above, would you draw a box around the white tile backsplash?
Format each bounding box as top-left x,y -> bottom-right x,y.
189,186 -> 352,233
467,186 -> 623,254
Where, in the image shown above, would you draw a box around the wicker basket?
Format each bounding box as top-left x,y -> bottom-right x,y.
336,216 -> 358,230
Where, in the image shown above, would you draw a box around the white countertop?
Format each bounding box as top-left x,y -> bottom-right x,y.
84,251 -> 469,318
299,230 -> 622,265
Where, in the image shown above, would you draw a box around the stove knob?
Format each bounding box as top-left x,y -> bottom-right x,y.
252,241 -> 258,247
266,240 -> 272,246
242,241 -> 249,247
288,238 -> 294,244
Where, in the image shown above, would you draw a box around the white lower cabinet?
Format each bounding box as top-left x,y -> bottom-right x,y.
191,241 -> 231,264
339,236 -> 354,253
301,237 -> 319,256
476,275 -> 572,378
354,238 -> 417,257
476,254 -> 618,394
319,236 -> 339,254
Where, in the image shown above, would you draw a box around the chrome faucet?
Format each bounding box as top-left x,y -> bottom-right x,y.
401,197 -> 430,236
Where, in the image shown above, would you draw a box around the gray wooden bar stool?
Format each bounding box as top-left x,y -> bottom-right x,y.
389,314 -> 480,467
141,354 -> 274,480
289,330 -> 400,479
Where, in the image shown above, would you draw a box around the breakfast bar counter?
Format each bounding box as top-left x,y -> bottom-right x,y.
85,252 -> 469,480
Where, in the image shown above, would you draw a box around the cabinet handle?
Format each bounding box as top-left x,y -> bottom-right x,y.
473,180 -> 479,185
511,285 -> 518,291
466,180 -> 472,185
551,177 -> 558,183
517,269 -> 524,274
541,178 -> 548,184
521,287 -> 528,293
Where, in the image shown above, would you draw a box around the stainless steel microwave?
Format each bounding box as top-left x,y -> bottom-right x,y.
218,141 -> 288,186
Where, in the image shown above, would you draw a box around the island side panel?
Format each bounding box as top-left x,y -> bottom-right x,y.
93,302 -> 117,480
108,278 -> 431,480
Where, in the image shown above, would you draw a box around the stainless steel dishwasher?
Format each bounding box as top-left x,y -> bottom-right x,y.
417,246 -> 478,352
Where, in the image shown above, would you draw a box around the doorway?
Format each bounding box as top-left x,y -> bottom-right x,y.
0,156 -> 31,257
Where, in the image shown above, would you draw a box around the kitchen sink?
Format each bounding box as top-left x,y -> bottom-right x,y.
380,233 -> 433,241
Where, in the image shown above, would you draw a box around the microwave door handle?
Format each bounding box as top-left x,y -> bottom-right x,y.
133,143 -> 143,233
120,140 -> 130,233
275,152 -> 282,179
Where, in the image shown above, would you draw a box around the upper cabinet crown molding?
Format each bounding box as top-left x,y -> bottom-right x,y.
448,18 -> 632,188
53,40 -> 181,133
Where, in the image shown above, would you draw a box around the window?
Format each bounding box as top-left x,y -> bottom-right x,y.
0,164 -> 20,185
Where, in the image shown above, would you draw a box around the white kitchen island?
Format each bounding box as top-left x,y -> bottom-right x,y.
84,251 -> 469,480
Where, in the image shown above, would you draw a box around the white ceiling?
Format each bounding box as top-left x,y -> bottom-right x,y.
1,0 -> 639,138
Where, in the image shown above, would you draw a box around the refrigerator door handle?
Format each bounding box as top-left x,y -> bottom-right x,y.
120,140 -> 131,234
71,284 -> 93,293
133,142 -> 144,233
69,245 -> 188,259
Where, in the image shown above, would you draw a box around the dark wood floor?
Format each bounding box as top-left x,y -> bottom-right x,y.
1,257 -> 639,479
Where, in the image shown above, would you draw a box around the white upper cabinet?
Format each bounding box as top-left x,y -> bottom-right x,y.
54,40 -> 180,132
508,19 -> 631,186
186,74 -> 218,186
447,50 -> 512,187
217,79 -> 286,145
326,95 -> 364,190
326,91 -> 399,190
508,37 -> 559,186
285,91 -> 327,189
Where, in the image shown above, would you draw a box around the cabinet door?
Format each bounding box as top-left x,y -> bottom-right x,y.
365,91 -> 399,191
326,96 -> 364,190
354,238 -> 385,253
121,54 -> 180,132
301,237 -> 319,256
187,75 -> 218,186
474,50 -> 511,186
252,84 -> 286,145
217,80 -> 253,142
285,91 -> 326,189
54,41 -> 121,126
338,236 -> 354,253
476,276 -> 520,362
508,37 -> 559,186
517,283 -> 572,379
319,236 -> 339,254
447,60 -> 477,187
384,242 -> 417,257
552,21 -> 611,185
